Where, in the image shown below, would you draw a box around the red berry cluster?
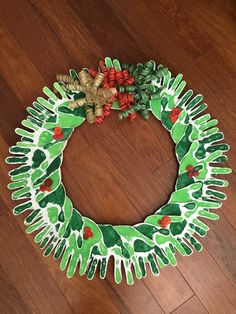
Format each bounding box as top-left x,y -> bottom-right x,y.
158,215 -> 171,229
186,165 -> 199,178
53,127 -> 64,140
83,226 -> 94,240
169,108 -> 182,123
40,178 -> 53,192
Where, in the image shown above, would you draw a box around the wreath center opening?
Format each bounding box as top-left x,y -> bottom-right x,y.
62,111 -> 177,225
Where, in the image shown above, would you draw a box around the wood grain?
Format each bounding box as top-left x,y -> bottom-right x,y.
172,296 -> 207,314
0,265 -> 30,314
0,0 -> 236,313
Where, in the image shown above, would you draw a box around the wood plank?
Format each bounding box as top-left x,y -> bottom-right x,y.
172,295 -> 208,314
34,259 -> 125,314
106,275 -> 164,314
68,0 -> 146,61
177,250 -> 236,313
0,213 -> 73,314
27,0 -> 106,66
185,0 -> 236,64
200,211 -> 236,287
104,0 -> 196,69
154,0 -> 213,59
63,134 -> 142,224
0,18 -> 45,104
143,266 -> 194,313
0,264 -> 30,314
0,196 -> 8,216
79,111 -> 121,146
0,77 -> 26,145
0,0 -> 73,79
94,129 -> 171,219
119,114 -> 174,173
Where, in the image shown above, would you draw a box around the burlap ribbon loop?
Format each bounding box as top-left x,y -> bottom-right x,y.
56,71 -> 117,124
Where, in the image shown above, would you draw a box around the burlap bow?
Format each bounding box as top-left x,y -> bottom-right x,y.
56,71 -> 117,124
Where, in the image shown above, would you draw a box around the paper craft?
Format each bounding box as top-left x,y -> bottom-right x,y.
6,57 -> 231,284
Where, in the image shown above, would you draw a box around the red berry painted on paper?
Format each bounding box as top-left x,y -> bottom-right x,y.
158,216 -> 171,229
40,185 -> 47,192
53,133 -> 64,140
40,185 -> 51,192
44,178 -> 53,187
83,226 -> 94,240
84,227 -> 91,233
186,165 -> 194,172
169,108 -> 182,123
83,233 -> 90,240
40,177 -> 53,192
54,127 -> 62,135
186,165 -> 199,178
53,127 -> 64,140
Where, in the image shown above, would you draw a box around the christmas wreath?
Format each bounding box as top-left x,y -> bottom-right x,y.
6,57 -> 231,284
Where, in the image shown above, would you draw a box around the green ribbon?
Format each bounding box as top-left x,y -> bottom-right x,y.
121,61 -> 168,119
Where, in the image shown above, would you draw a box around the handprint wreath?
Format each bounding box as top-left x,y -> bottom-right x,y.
6,57 -> 231,285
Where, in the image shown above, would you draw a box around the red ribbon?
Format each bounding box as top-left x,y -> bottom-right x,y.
89,61 -> 137,123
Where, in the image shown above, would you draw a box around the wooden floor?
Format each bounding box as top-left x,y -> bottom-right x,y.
0,0 -> 236,313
